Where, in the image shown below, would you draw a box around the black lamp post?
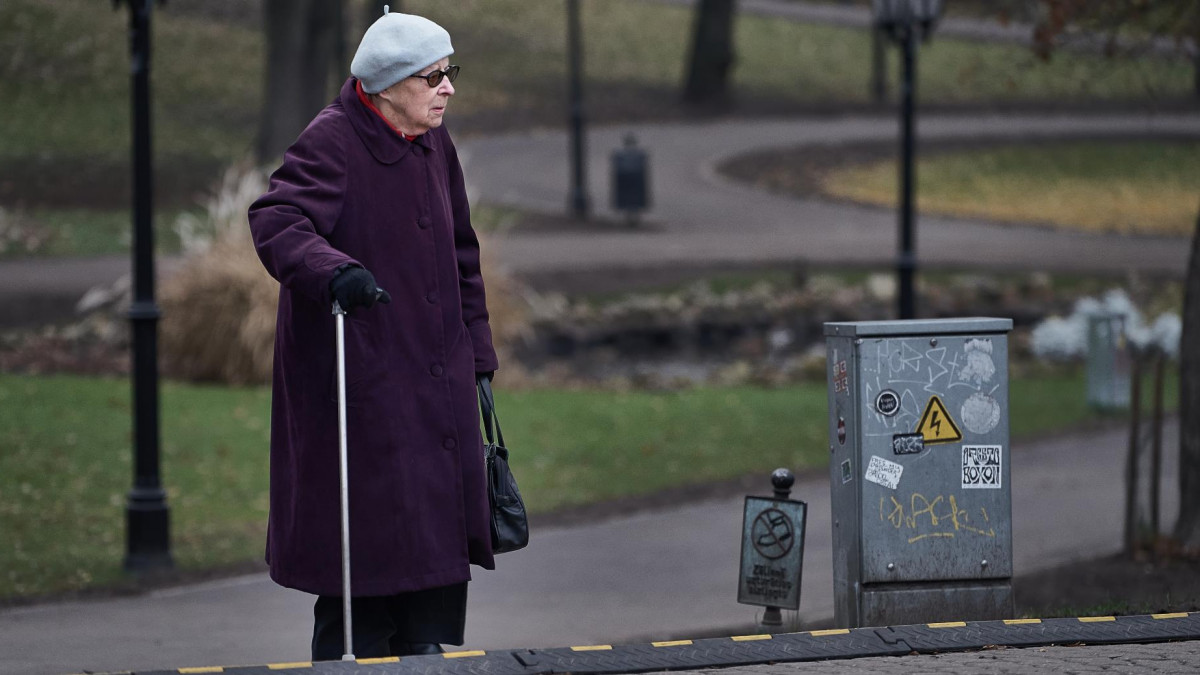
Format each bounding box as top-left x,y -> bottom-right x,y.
872,0 -> 942,320
115,0 -> 172,572
870,23 -> 887,104
566,0 -> 590,218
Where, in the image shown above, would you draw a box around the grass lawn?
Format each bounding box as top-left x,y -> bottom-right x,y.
0,207 -> 202,259
0,1 -> 261,164
0,368 -> 1176,602
820,141 -> 1200,236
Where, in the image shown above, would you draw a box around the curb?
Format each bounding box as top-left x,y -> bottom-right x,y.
105,612 -> 1200,675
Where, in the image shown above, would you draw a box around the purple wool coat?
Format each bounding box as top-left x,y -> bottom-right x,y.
248,77 -> 498,597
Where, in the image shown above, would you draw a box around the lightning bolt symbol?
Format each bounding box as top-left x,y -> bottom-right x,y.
930,410 -> 942,436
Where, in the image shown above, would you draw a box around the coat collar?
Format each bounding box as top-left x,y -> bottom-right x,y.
340,78 -> 435,165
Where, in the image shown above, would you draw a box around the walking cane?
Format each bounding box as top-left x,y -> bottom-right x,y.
333,301 -> 355,661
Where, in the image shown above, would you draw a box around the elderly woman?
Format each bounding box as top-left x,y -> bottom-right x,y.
248,9 -> 497,660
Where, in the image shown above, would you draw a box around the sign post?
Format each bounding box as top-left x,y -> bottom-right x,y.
738,469 -> 807,625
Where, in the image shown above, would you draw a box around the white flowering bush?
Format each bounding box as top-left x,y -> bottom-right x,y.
1030,316 -> 1083,362
1030,288 -> 1181,362
1147,314 -> 1183,360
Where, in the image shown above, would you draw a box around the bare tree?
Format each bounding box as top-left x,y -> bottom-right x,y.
256,0 -> 343,162
362,0 -> 397,37
683,0 -> 737,105
1179,203 -> 1200,549
1026,0 -> 1200,550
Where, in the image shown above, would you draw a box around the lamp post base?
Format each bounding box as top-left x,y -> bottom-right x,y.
124,489 -> 173,573
570,192 -> 590,220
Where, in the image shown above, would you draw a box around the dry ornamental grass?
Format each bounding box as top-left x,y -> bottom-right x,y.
160,233 -> 278,385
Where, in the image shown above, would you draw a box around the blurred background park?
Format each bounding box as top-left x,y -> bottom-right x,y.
0,0 -> 1197,618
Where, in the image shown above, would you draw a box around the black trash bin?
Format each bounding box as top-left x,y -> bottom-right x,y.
611,134 -> 650,225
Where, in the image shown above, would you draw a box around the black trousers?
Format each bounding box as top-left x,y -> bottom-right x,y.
311,582 -> 468,661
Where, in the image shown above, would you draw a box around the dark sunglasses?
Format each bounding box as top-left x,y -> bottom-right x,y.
409,65 -> 460,88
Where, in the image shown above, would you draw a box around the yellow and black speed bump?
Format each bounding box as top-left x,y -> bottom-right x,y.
880,612 -> 1200,652
125,612 -> 1200,675
501,628 -> 910,675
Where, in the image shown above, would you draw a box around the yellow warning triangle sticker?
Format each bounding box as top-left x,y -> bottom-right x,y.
916,395 -> 963,444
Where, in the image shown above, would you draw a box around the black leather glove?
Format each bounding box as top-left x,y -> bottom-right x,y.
329,265 -> 391,313
477,371 -> 494,383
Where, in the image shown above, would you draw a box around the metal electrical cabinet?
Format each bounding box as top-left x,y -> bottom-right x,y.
825,318 -> 1014,628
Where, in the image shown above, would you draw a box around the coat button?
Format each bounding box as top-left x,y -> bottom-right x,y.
425,291 -> 438,304
443,438 -> 456,450
417,216 -> 431,229
430,364 -> 444,377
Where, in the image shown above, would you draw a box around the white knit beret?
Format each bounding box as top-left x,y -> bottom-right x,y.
351,7 -> 454,94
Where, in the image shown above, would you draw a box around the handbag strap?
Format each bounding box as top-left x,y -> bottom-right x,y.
477,376 -> 506,449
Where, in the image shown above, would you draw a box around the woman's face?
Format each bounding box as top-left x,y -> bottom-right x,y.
377,57 -> 455,136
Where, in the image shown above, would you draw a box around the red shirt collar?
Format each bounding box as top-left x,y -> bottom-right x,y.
356,79 -> 418,142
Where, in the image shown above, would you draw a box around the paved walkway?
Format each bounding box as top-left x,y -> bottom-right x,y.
0,422 -> 1178,675
458,111 -> 1200,281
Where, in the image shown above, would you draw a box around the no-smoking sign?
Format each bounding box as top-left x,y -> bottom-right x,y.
738,496 -> 807,610
751,508 -> 794,560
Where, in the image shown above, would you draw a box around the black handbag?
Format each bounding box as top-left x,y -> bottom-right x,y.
477,377 -> 529,554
